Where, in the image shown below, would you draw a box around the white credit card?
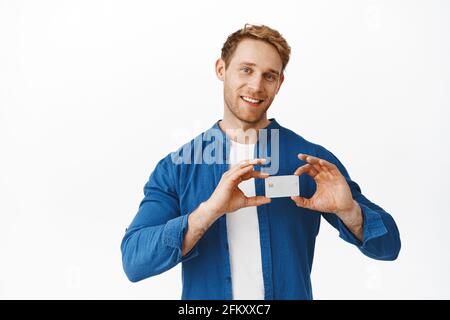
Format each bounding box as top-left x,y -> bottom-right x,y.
264,175 -> 300,198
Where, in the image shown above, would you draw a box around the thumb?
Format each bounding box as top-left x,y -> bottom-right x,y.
245,196 -> 272,207
290,196 -> 312,209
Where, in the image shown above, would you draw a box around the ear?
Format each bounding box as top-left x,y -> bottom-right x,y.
275,73 -> 285,94
215,58 -> 225,81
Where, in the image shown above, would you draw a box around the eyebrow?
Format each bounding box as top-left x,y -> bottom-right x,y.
239,62 -> 280,76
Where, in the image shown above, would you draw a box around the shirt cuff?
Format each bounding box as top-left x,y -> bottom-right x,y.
162,214 -> 200,262
338,202 -> 388,247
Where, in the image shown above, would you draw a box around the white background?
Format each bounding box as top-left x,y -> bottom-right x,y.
1,0 -> 449,299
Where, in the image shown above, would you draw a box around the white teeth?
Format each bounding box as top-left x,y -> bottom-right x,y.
242,96 -> 261,104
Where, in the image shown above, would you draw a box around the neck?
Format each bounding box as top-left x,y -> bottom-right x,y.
218,112 -> 271,144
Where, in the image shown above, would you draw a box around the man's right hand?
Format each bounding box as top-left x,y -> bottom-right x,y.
181,158 -> 271,256
204,158 -> 272,218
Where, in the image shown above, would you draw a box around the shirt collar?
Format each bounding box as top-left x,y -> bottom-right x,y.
210,118 -> 280,134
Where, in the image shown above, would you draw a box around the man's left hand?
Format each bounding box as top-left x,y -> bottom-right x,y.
291,154 -> 363,235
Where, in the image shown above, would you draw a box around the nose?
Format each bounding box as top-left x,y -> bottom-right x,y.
247,73 -> 264,93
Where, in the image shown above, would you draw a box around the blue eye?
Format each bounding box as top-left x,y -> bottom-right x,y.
265,73 -> 277,81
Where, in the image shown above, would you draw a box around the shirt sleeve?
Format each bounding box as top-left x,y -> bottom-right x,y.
316,146 -> 401,261
120,155 -> 200,282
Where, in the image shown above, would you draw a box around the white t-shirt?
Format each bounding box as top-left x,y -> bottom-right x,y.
225,139 -> 265,300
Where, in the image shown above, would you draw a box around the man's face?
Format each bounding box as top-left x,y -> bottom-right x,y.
216,38 -> 284,125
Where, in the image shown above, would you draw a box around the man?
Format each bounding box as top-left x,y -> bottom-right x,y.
121,24 -> 401,300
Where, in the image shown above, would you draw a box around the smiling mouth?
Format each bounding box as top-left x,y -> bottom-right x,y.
240,95 -> 264,106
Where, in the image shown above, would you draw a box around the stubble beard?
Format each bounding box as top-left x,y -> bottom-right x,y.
224,95 -> 271,125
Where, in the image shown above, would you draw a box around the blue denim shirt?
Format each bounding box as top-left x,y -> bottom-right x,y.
121,119 -> 401,299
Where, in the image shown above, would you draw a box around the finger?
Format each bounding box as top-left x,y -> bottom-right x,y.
228,160 -> 249,172
242,170 -> 270,181
243,158 -> 266,167
290,196 -> 313,209
226,160 -> 253,176
318,159 -> 339,174
229,164 -> 257,183
244,196 -> 271,207
229,158 -> 267,173
298,153 -> 328,173
228,158 -> 267,178
293,163 -> 319,177
300,153 -> 336,170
